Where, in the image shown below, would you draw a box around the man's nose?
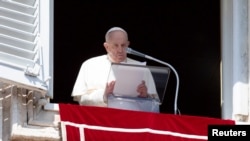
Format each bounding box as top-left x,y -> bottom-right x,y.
117,46 -> 125,52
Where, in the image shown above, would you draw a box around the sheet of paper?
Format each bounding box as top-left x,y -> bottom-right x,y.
109,65 -> 146,97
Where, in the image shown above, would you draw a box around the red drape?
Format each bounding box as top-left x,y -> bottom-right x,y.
59,103 -> 235,141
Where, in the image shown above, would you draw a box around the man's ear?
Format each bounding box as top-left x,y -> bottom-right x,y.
103,42 -> 108,47
127,41 -> 130,47
103,42 -> 109,51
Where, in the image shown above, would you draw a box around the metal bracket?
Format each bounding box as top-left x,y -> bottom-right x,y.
25,64 -> 40,77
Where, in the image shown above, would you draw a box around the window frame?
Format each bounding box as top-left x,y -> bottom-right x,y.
0,0 -> 54,98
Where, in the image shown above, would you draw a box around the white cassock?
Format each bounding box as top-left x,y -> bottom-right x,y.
72,54 -> 159,112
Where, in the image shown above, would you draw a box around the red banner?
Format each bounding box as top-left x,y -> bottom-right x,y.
59,103 -> 235,141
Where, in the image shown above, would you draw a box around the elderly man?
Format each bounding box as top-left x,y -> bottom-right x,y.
71,27 -> 158,109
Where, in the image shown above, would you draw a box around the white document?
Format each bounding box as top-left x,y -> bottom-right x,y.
108,64 -> 147,97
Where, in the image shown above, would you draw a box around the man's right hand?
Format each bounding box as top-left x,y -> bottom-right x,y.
105,81 -> 115,94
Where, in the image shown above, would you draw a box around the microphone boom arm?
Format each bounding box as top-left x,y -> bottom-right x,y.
145,55 -> 179,115
126,47 -> 180,114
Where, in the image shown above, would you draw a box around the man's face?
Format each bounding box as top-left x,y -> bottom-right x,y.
104,31 -> 129,63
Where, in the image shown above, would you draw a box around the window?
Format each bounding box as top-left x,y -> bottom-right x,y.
0,0 -> 54,98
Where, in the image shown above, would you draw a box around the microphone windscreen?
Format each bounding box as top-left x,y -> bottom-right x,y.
126,47 -> 132,54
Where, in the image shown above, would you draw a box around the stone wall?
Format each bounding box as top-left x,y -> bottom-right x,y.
0,82 -> 61,141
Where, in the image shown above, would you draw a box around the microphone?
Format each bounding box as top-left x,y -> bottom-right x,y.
126,47 -> 180,115
126,47 -> 146,58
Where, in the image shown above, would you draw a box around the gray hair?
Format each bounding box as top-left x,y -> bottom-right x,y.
105,27 -> 128,41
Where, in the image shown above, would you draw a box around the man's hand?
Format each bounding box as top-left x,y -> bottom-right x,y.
103,81 -> 115,103
105,80 -> 115,95
137,80 -> 148,98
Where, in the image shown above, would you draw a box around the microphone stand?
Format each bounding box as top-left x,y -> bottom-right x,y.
145,55 -> 180,115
